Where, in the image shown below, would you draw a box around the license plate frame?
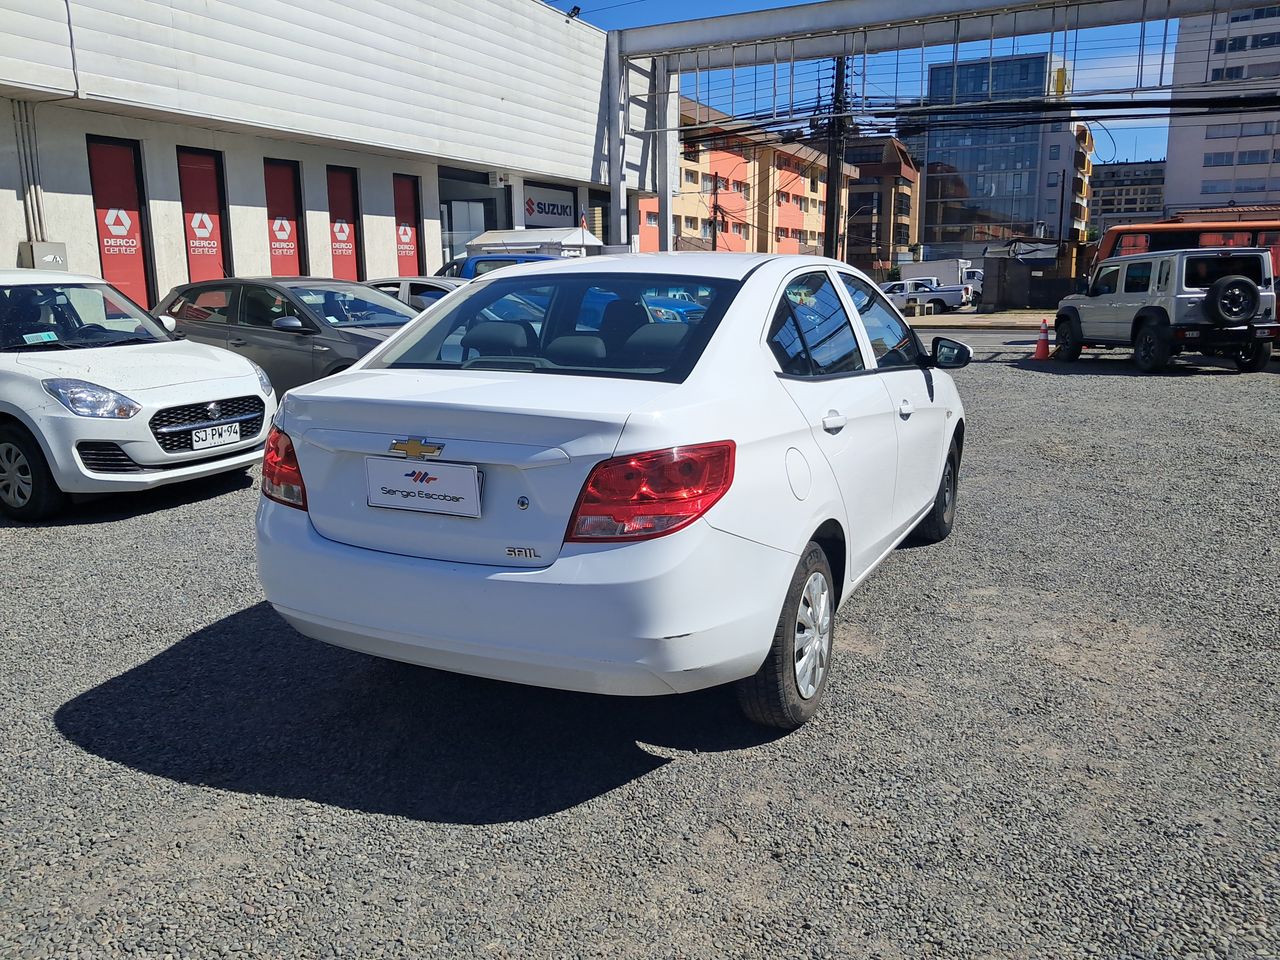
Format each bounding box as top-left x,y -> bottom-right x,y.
191,423 -> 241,450
365,457 -> 482,518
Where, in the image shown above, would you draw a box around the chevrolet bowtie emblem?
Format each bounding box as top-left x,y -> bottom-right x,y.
389,438 -> 444,460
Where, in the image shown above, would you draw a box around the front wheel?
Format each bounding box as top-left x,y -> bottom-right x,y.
910,440 -> 959,545
1236,339 -> 1273,373
1133,320 -> 1171,374
0,425 -> 66,522
737,542 -> 835,730
1055,316 -> 1083,362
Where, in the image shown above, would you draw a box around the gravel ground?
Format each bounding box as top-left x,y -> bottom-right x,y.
2,346 -> 1277,959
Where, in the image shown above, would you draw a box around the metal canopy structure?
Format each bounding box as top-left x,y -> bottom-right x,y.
608,0 -> 1246,251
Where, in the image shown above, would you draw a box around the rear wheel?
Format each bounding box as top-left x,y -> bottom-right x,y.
1133,320 -> 1171,374
1055,316 -> 1083,362
0,425 -> 66,522
1236,339 -> 1273,373
929,298 -> 947,315
737,542 -> 834,730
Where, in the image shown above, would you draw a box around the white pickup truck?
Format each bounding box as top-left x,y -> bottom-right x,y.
879,278 -> 972,313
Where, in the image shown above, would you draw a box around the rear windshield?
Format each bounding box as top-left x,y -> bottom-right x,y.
1183,255 -> 1265,288
370,273 -> 739,382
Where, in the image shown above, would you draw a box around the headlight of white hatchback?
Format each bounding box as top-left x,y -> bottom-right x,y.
42,378 -> 142,419
249,360 -> 273,396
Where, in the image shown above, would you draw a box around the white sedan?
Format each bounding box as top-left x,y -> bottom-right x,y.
256,253 -> 969,728
0,270 -> 276,521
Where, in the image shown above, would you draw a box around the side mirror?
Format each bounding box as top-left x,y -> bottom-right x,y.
1076,279 -> 1089,295
157,314 -> 177,333
931,336 -> 971,369
272,317 -> 306,332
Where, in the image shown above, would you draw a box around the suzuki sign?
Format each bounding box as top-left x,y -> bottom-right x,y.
523,184 -> 577,228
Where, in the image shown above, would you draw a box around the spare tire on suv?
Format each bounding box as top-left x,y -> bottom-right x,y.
1205,275 -> 1260,325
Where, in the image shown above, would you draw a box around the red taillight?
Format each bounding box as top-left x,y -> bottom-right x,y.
262,426 -> 307,510
566,441 -> 735,542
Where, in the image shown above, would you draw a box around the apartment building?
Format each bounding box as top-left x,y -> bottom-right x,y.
1089,161 -> 1166,235
915,53 -> 1092,259
1166,7 -> 1280,210
844,136 -> 920,270
637,100 -> 858,255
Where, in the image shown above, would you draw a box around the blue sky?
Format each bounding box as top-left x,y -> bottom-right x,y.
544,0 -> 1171,162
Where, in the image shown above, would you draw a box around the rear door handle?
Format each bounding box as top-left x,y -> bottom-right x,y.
821,411 -> 847,434
899,399 -> 915,419
228,337 -> 247,347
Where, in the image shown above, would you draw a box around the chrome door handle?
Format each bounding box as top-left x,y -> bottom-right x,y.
313,344 -> 330,352
899,399 -> 914,419
821,411 -> 847,434
228,337 -> 247,347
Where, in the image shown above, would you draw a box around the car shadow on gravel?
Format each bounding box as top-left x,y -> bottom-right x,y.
0,469 -> 256,529
54,603 -> 782,824
1009,356 -> 1250,376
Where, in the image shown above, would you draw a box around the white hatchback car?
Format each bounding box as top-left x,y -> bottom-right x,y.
257,254 -> 969,728
0,270 -> 277,521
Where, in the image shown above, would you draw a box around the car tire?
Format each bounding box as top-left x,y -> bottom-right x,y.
1205,275 -> 1260,326
929,298 -> 947,315
0,424 -> 66,522
909,439 -> 960,546
1055,316 -> 1083,361
1133,320 -> 1171,373
736,541 -> 835,731
1236,339 -> 1273,373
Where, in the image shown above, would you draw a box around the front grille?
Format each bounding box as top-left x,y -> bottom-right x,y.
77,442 -> 143,473
149,396 -> 265,452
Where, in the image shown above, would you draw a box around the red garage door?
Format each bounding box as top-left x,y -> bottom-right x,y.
327,166 -> 362,281
393,174 -> 423,276
264,158 -> 306,276
86,137 -> 154,307
177,147 -> 230,282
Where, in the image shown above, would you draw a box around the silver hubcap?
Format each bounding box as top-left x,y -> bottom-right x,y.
794,571 -> 832,700
0,442 -> 33,508
942,461 -> 956,526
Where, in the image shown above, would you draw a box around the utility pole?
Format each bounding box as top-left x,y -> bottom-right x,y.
711,180 -> 719,252
823,56 -> 847,261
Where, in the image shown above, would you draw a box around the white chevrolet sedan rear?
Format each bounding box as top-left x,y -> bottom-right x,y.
256,253 -> 969,728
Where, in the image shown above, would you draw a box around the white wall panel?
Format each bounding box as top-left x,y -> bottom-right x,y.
0,98 -> 26,266
0,0 -> 616,186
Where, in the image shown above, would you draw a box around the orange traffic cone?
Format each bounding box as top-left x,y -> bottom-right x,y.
1033,319 -> 1051,361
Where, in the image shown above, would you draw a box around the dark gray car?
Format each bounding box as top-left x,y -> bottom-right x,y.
154,278 -> 417,393
367,276 -> 467,311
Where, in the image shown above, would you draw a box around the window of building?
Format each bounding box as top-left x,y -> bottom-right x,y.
672,216 -> 681,234
1211,66 -> 1245,80
1049,145 -> 1060,160
1050,121 -> 1065,132
775,226 -> 786,242
1215,36 -> 1248,52
1237,177 -> 1269,192
683,169 -> 698,185
1252,30 -> 1280,47
818,200 -> 826,216
1248,60 -> 1280,77
1204,152 -> 1235,166
700,219 -> 712,239
893,224 -> 910,245
1238,149 -> 1270,164
645,212 -> 658,226
810,175 -> 820,193
797,196 -> 808,213
701,173 -> 715,193
1047,171 -> 1059,187
683,143 -> 700,161
1241,121 -> 1274,136
741,181 -> 751,200
1046,197 -> 1058,211
1200,179 -> 1234,193
778,191 -> 789,205
684,216 -> 697,230
1012,173 -> 1024,191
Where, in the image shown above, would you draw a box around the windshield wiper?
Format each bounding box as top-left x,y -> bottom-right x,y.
0,340 -> 74,352
92,337 -> 159,347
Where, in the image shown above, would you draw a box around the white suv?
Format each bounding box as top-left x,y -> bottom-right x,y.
0,271 -> 277,521
1055,248 -> 1278,373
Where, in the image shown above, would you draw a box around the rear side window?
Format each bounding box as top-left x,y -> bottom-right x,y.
1123,262 -> 1152,293
767,272 -> 864,376
1184,255 -> 1265,288
173,287 -> 235,323
1156,260 -> 1171,291
372,272 -> 739,383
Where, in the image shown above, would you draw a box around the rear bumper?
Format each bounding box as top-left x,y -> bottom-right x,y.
256,501 -> 798,696
1174,322 -> 1279,348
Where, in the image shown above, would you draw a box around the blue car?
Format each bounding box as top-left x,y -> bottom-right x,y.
436,254 -> 556,279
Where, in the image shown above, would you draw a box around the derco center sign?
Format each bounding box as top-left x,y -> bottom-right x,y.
522,184 -> 576,228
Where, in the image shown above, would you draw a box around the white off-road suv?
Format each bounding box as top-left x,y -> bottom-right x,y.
1054,248 -> 1279,373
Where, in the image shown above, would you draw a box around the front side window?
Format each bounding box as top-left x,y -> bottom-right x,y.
766,272 -> 865,377
287,283 -> 416,327
839,274 -> 920,368
371,273 -> 738,383
1,283 -> 166,351
1123,262 -> 1153,293
239,286 -> 301,328
1091,266 -> 1120,296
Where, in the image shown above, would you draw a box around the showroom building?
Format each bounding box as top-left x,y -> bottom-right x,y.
0,0 -> 647,306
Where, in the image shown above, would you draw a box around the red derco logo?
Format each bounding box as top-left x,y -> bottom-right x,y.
526,197 -> 536,217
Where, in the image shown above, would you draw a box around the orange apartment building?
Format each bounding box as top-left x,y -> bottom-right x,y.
638,98 -> 858,256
